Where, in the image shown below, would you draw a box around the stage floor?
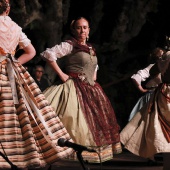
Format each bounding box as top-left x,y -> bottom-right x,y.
31,149 -> 163,170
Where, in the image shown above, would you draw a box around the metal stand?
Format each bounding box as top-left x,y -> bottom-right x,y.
76,151 -> 90,170
0,151 -> 18,170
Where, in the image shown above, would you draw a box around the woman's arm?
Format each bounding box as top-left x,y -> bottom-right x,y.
46,60 -> 69,82
131,78 -> 148,93
131,64 -> 154,93
17,43 -> 36,65
41,42 -> 73,82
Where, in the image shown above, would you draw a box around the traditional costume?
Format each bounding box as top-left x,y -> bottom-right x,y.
41,37 -> 121,163
121,51 -> 170,159
0,15 -> 73,169
129,64 -> 161,121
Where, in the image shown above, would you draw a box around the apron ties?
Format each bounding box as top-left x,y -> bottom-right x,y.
0,54 -> 19,104
0,54 -> 57,145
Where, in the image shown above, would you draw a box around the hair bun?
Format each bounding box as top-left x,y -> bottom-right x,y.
0,0 -> 9,14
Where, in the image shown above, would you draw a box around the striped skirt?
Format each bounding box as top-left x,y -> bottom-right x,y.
0,59 -> 73,169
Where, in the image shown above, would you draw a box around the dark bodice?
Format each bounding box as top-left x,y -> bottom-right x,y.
150,58 -> 170,84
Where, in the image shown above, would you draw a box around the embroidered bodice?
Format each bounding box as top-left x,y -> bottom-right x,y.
41,38 -> 98,85
65,51 -> 97,85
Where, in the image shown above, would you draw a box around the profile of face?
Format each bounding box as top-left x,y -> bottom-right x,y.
5,0 -> 10,15
149,48 -> 164,63
154,48 -> 164,57
71,18 -> 90,44
158,49 -> 164,57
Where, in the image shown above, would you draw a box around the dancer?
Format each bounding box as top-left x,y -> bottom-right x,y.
128,47 -> 163,121
0,0 -> 73,169
120,50 -> 170,170
41,17 -> 122,163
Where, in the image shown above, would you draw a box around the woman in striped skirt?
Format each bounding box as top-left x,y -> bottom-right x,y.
0,0 -> 73,169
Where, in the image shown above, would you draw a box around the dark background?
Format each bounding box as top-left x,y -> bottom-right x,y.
9,0 -> 170,129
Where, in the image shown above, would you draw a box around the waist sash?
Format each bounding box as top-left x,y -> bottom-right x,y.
0,54 -> 19,104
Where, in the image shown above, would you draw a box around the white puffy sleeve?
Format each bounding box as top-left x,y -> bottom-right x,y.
131,64 -> 154,85
40,42 -> 73,61
18,32 -> 31,49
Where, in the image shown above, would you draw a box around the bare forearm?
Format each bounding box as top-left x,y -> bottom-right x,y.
18,44 -> 36,65
18,53 -> 34,65
132,78 -> 148,93
47,60 -> 69,82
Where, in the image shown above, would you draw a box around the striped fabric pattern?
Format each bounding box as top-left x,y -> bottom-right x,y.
0,61 -> 73,169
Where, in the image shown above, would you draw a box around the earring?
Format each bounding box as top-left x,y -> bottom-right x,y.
86,35 -> 89,41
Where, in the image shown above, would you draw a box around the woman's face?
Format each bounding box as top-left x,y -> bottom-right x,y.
157,49 -> 164,58
72,18 -> 90,43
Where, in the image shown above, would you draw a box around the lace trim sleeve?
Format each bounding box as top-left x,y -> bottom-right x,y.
131,64 -> 154,85
40,42 -> 73,61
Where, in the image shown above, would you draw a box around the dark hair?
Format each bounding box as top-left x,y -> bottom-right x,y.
33,65 -> 44,74
148,47 -> 164,63
0,0 -> 9,14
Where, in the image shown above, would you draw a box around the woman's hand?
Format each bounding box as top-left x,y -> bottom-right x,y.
138,85 -> 148,93
59,72 -> 69,82
47,60 -> 70,82
132,79 -> 148,93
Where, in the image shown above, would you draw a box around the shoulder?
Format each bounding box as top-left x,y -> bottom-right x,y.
0,16 -> 22,32
7,16 -> 22,30
65,40 -> 73,44
65,38 -> 75,47
163,51 -> 170,59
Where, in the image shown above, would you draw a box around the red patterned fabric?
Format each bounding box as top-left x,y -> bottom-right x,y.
65,37 -> 96,56
69,72 -> 120,146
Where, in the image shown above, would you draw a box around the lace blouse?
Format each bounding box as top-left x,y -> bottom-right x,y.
0,16 -> 31,54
